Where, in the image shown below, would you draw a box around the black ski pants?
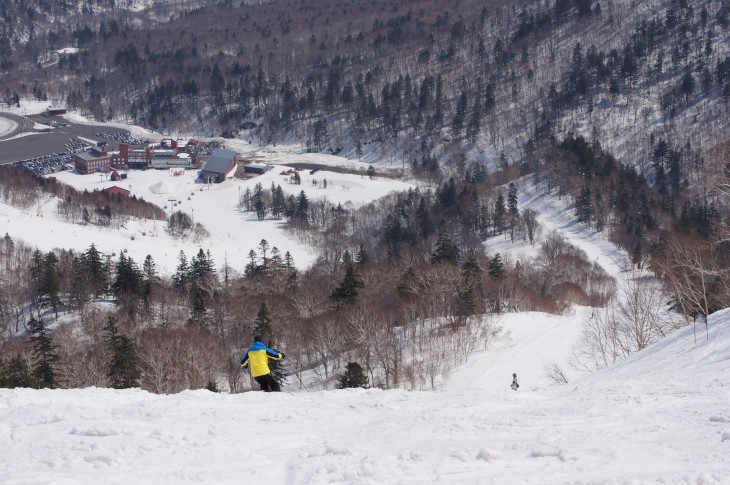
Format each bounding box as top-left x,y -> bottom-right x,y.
254,373 -> 281,392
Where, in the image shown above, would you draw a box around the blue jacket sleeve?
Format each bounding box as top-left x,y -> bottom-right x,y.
265,347 -> 283,360
240,351 -> 250,367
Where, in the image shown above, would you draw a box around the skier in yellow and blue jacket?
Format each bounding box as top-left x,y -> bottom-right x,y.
240,335 -> 284,392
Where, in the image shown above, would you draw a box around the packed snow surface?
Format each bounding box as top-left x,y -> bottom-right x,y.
1,309 -> 729,484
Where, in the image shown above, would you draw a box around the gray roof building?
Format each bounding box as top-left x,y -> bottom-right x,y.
202,148 -> 238,174
200,148 -> 238,183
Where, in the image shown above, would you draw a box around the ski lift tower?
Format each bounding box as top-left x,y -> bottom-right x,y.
167,197 -> 177,218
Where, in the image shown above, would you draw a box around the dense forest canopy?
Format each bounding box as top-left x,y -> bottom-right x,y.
1,0 -> 729,167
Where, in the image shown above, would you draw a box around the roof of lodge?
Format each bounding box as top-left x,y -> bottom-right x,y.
76,151 -> 108,161
202,148 -> 238,174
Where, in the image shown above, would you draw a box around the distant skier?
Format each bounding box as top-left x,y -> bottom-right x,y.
240,335 -> 284,392
511,373 -> 519,391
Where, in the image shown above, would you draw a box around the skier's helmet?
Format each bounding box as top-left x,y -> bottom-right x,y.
254,335 -> 263,343
513,373 -> 517,378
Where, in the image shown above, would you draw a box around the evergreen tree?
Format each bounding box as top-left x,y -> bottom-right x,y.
172,251 -> 190,294
355,244 -> 369,264
452,91 -> 468,138
507,183 -> 519,241
484,80 -> 496,111
458,252 -> 483,316
245,249 -> 259,278
283,251 -> 295,271
257,239 -> 270,270
104,316 -> 140,389
575,186 -> 594,225
242,187 -> 253,211
488,253 -> 505,279
295,190 -> 309,222
268,348 -> 288,388
507,183 -> 519,218
331,264 -> 365,307
466,95 -> 481,144
142,255 -> 158,313
269,247 -> 283,274
431,222 -> 460,264
37,252 -> 62,317
336,362 -> 369,389
253,302 -> 272,339
253,182 -> 267,221
1,356 -> 34,388
112,253 -> 143,319
69,255 -> 90,309
416,197 -> 433,239
83,243 -> 107,297
271,184 -> 286,219
437,178 -> 457,208
680,67 -> 695,102
189,249 -> 217,321
29,318 -> 59,389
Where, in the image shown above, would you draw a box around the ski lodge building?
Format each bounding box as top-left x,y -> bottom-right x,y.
200,148 -> 238,183
74,138 -> 202,174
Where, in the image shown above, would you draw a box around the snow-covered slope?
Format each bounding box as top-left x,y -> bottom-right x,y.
2,309 -> 728,484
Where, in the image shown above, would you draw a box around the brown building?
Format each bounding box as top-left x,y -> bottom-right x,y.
200,148 -> 238,183
75,141 -> 202,174
74,151 -> 112,174
103,186 -> 130,198
46,106 -> 67,116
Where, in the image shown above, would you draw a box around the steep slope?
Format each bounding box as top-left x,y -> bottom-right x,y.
1,309 -> 728,484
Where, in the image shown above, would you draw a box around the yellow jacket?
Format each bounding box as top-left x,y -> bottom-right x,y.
240,341 -> 283,377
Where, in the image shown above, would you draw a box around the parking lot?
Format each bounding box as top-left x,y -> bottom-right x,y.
9,151 -> 75,176
94,130 -> 144,146
0,114 -> 137,164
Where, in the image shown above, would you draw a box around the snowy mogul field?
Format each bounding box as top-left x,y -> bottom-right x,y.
1,111 -> 729,484
1,309 -> 729,484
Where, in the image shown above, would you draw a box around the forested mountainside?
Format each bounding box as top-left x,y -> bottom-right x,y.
2,0 -> 729,165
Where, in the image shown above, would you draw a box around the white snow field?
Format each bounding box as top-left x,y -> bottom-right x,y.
0,116 -> 18,137
1,308 -> 728,484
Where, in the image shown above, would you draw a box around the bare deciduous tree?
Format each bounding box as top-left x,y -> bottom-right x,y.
573,270 -> 678,372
